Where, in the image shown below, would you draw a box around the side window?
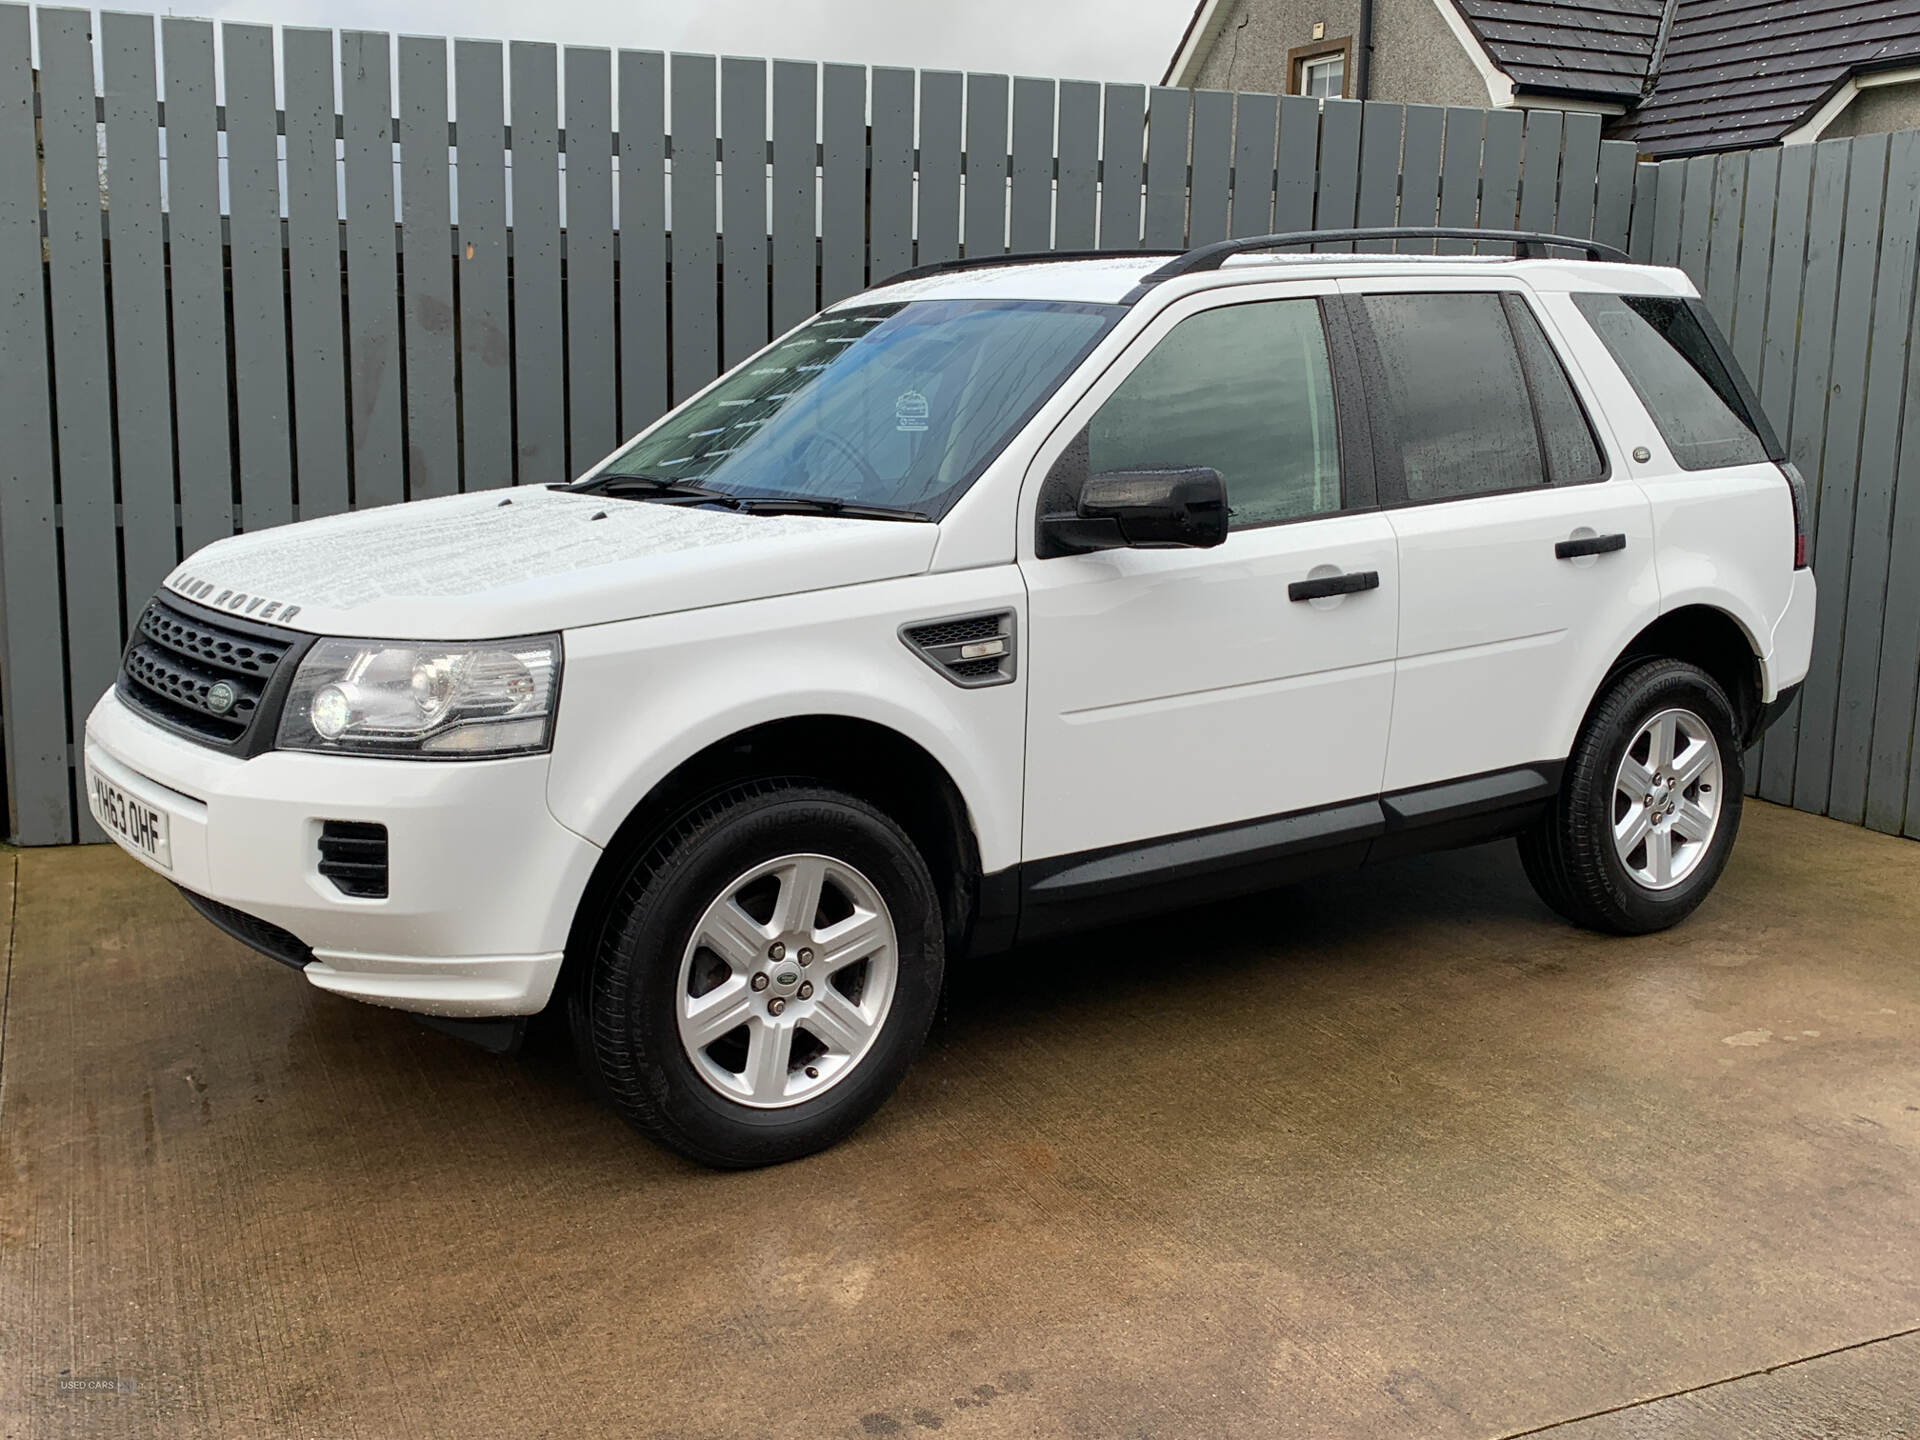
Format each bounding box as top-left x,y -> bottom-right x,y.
1085,298 -> 1341,528
1359,292 -> 1545,502
1505,296 -> 1607,485
1573,293 -> 1770,471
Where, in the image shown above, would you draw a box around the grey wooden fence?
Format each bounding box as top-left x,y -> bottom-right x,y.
0,6 -> 1914,852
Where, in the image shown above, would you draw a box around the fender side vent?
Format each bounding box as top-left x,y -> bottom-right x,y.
318,820 -> 389,899
900,610 -> 1017,688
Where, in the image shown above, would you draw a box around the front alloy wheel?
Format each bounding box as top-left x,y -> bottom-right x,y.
677,853 -> 899,1108
571,781 -> 943,1168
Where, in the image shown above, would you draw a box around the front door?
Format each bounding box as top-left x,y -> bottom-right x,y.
1019,285 -> 1399,882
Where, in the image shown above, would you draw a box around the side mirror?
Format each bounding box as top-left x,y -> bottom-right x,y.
1039,467 -> 1230,555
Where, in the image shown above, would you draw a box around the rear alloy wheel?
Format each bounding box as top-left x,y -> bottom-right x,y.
571,782 -> 942,1168
1520,658 -> 1745,935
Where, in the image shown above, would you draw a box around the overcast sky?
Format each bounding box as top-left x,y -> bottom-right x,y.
82,0 -> 1185,84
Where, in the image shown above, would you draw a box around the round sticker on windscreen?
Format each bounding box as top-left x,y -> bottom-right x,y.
895,390 -> 929,433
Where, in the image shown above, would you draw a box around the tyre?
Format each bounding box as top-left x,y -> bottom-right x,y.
1520,657 -> 1744,935
569,780 -> 944,1168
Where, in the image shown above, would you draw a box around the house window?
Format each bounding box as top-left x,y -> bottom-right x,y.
1287,39 -> 1351,99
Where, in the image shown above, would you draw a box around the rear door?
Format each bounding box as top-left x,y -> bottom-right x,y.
1340,279 -> 1660,795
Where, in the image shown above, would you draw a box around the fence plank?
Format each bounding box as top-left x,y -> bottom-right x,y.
1795,135 -> 1890,817
1516,109 -> 1561,233
512,43 -> 566,473
566,47 -> 618,464
285,28 -> 351,518
1056,80 -> 1101,248
456,40 -> 514,485
0,5 -> 71,842
1761,141 -> 1848,803
1675,153 -> 1716,292
1649,158 -> 1685,265
1144,86 -> 1191,248
1594,141 -> 1637,252
871,68 -> 917,280
223,22 -> 294,531
919,71 -> 964,263
1010,77 -> 1056,252
1831,132 -> 1920,824
1187,89 -> 1233,247
1098,84 -> 1146,248
720,55 -> 769,368
1396,105 -> 1444,250
1354,102 -> 1402,250
101,11 -> 180,621
38,9 -> 116,841
1434,107 -> 1481,253
1557,112 -> 1602,237
1869,164 -> 1920,832
618,50 -> 669,435
1703,151 -> 1747,327
1314,98 -> 1362,244
822,63 -> 866,302
770,60 -> 819,329
340,32 -> 403,507
1478,108 -> 1522,236
966,73 -> 1012,256
399,36 -> 458,500
1628,162 -> 1660,261
1729,149 -> 1777,386
164,18 -> 236,548
1229,92 -> 1279,239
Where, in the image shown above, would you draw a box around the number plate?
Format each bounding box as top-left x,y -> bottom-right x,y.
86,764 -> 173,870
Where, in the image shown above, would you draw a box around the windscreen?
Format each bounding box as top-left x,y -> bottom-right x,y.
595,299 -> 1122,516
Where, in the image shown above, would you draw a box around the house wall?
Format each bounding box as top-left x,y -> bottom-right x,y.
1820,79 -> 1920,139
1191,0 -> 1494,106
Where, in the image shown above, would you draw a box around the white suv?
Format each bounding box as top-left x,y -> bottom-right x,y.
85,228 -> 1816,1167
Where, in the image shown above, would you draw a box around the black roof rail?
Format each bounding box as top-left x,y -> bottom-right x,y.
1142,227 -> 1634,287
876,247 -> 1183,289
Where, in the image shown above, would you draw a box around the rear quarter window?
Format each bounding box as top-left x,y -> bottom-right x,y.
1573,294 -> 1770,471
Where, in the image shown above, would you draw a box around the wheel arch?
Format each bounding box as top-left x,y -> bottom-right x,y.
1602,603 -> 1766,745
559,715 -> 987,1004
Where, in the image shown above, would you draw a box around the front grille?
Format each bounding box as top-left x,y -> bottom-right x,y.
118,596 -> 305,754
318,820 -> 389,898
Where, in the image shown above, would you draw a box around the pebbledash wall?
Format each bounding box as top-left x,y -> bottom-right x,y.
2,5 -> 1918,846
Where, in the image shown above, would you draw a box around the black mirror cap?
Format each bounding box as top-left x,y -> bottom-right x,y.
1038,467 -> 1229,555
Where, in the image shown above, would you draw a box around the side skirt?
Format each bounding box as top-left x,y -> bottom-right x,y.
980,761 -> 1564,951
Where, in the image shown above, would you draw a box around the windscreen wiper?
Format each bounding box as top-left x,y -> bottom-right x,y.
731,495 -> 931,522
581,474 -> 746,508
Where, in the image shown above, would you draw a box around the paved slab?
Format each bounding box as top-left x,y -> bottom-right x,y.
2,802 -> 1917,1439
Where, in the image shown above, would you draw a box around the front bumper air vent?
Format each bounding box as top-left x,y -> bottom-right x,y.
318,821 -> 390,899
900,610 -> 1017,688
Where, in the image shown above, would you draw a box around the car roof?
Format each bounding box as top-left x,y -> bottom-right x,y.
844,251 -> 1693,310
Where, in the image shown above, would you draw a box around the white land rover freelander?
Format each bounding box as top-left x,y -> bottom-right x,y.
86,228 -> 1816,1168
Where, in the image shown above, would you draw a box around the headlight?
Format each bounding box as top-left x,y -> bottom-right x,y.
276,635 -> 561,758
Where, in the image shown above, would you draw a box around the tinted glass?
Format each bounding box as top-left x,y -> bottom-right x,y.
1362,292 -> 1544,502
597,299 -> 1119,516
1574,293 -> 1769,471
1086,299 -> 1341,528
1506,296 -> 1606,485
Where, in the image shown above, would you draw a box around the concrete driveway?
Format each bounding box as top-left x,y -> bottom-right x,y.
2,801 -> 1917,1439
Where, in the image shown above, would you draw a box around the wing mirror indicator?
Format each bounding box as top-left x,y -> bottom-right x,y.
1039,466 -> 1230,555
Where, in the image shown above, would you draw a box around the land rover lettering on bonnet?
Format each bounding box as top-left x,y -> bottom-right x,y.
86,229 -> 1815,1168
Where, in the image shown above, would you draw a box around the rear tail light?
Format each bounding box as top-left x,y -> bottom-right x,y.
1780,462 -> 1812,570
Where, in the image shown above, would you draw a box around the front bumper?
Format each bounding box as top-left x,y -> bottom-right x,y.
85,689 -> 603,1017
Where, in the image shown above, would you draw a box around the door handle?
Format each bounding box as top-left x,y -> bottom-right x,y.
1288,570 -> 1380,602
1555,532 -> 1627,560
